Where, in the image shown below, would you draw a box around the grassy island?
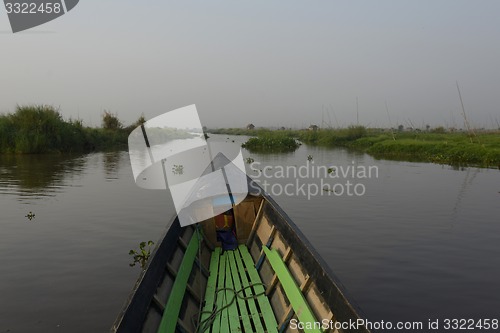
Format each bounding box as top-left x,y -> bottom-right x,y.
211,126 -> 500,168
241,130 -> 300,153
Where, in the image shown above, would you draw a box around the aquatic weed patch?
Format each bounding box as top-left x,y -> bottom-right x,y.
242,131 -> 300,153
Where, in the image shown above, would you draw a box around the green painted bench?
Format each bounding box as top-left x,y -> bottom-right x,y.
262,247 -> 322,333
157,230 -> 201,333
200,245 -> 278,333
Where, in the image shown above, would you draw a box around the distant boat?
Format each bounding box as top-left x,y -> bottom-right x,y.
111,154 -> 369,333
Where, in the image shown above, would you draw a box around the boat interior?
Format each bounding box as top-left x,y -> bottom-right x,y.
113,192 -> 366,333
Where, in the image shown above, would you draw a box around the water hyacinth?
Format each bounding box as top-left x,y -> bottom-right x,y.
241,130 -> 300,153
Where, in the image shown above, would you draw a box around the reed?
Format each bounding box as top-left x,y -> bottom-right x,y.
0,105 -> 130,154
297,125 -> 367,145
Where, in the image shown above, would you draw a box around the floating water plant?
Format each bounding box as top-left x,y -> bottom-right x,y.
172,164 -> 184,175
242,131 -> 299,153
129,241 -> 155,268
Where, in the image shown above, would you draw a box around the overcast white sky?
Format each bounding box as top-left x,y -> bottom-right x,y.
1,1 -> 499,129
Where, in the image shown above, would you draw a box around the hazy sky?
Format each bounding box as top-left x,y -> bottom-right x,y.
1,1 -> 499,129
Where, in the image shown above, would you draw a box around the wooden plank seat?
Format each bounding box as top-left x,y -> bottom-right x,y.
112,154 -> 370,333
262,247 -> 322,333
157,229 -> 202,333
200,245 -> 278,333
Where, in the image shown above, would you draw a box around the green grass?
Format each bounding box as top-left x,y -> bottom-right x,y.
0,105 -> 131,154
365,135 -> 500,166
297,125 -> 367,146
9,107 -> 496,167
303,128 -> 500,167
215,126 -> 500,168
241,129 -> 300,153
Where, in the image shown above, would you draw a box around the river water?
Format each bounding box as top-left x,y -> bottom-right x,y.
1,135 -> 499,332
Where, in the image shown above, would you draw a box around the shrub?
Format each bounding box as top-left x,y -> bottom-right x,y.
345,125 -> 367,140
0,105 -> 130,153
102,111 -> 122,130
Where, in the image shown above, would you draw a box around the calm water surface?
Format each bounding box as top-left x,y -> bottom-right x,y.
1,137 -> 499,332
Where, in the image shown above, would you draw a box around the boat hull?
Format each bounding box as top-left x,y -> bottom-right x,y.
112,185 -> 369,333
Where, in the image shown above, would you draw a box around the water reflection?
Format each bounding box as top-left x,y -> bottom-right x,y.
103,151 -> 123,181
0,154 -> 86,200
0,144 -> 499,332
450,167 -> 480,224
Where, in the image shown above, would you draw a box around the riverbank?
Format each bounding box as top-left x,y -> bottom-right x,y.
210,127 -> 500,168
0,105 -> 137,154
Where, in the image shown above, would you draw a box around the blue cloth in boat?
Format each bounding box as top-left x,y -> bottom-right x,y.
216,229 -> 238,250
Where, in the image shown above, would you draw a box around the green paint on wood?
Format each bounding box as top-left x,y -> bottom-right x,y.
239,245 -> 278,333
157,230 -> 200,333
262,247 -> 321,333
214,251 -> 227,333
233,247 -> 265,333
225,253 -> 241,333
200,247 -> 221,332
200,245 -> 279,333
227,251 -> 253,333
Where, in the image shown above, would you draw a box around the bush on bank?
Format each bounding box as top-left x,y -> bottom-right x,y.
0,105 -> 133,154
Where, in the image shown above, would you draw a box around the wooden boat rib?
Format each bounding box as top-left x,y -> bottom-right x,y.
112,159 -> 369,333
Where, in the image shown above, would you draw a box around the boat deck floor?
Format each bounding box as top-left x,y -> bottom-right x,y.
200,245 -> 278,333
